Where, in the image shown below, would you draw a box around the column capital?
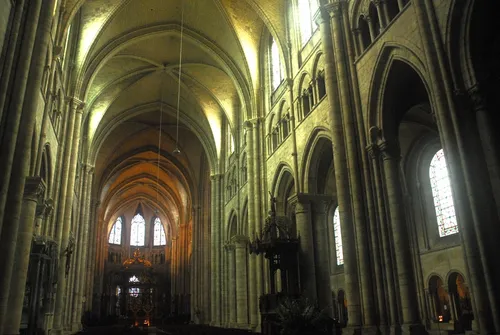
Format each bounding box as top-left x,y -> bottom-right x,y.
66,96 -> 85,112
210,173 -> 223,181
314,6 -> 331,26
232,234 -> 249,247
379,141 -> 400,161
24,177 -> 46,202
365,143 -> 380,160
467,84 -> 486,112
326,2 -> 343,19
224,242 -> 235,252
36,198 -> 54,220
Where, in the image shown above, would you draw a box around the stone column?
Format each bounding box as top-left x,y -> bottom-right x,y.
244,121 -> 258,328
4,178 -> 45,335
397,0 -> 405,11
373,0 -> 387,29
468,86 -> 500,214
0,0 -> 41,236
295,199 -> 317,300
352,29 -> 361,57
225,243 -> 237,326
210,174 -> 222,325
315,7 -> 362,328
366,17 -> 376,42
413,0 -> 498,330
329,2 -> 376,327
0,1 -> 56,331
367,144 -> 394,326
71,165 -> 94,331
234,236 -> 249,327
51,100 -> 85,335
311,198 -> 333,316
380,141 -> 418,326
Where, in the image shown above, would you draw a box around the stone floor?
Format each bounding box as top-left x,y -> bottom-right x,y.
78,325 -> 255,335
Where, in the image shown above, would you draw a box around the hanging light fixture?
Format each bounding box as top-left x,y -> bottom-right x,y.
173,0 -> 185,155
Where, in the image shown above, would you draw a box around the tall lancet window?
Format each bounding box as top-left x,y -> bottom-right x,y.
130,213 -> 146,246
298,0 -> 319,45
153,217 -> 167,246
270,37 -> 283,91
429,149 -> 458,237
333,206 -> 344,265
109,217 -> 122,245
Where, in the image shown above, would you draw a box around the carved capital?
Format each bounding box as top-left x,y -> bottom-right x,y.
36,198 -> 54,219
224,242 -> 235,252
24,177 -> 45,202
327,2 -> 343,19
66,96 -> 85,113
379,141 -> 400,161
366,144 -> 380,160
467,85 -> 486,112
314,6 -> 331,26
232,234 -> 249,247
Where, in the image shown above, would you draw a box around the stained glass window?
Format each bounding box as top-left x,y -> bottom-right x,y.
271,37 -> 283,91
108,217 -> 122,245
298,0 -> 319,45
129,275 -> 139,283
129,287 -> 140,297
333,206 -> 344,265
153,217 -> 167,246
130,214 -> 145,246
429,149 -> 458,237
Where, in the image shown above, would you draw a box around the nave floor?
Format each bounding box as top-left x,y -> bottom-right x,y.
78,324 -> 255,335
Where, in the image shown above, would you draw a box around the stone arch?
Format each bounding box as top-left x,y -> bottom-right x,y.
367,43 -> 428,139
300,127 -> 334,194
240,199 -> 249,236
271,163 -> 295,216
227,210 -> 238,240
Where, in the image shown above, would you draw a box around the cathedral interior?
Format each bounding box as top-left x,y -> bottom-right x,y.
0,0 -> 499,334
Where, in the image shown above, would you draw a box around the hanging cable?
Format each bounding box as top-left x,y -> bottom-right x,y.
173,1 -> 184,155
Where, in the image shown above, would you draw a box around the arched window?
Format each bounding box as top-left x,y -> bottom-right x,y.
298,0 -> 319,45
153,217 -> 167,246
333,206 -> 343,265
109,217 -> 122,245
429,149 -> 458,237
270,37 -> 283,91
130,213 -> 146,246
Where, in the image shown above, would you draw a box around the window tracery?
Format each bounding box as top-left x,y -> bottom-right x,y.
130,213 -> 146,246
153,217 -> 166,246
109,217 -> 122,245
429,149 -> 458,237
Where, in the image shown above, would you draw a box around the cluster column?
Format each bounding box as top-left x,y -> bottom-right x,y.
294,198 -> 317,300
315,5 -> 362,330
210,174 -> 222,325
224,243 -> 236,326
234,235 -> 249,327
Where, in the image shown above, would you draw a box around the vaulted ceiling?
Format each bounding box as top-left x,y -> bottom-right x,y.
60,0 -> 286,237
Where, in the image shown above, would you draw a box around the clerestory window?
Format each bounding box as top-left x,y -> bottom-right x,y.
298,0 -> 320,45
130,213 -> 146,246
153,217 -> 167,246
109,217 -> 122,245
